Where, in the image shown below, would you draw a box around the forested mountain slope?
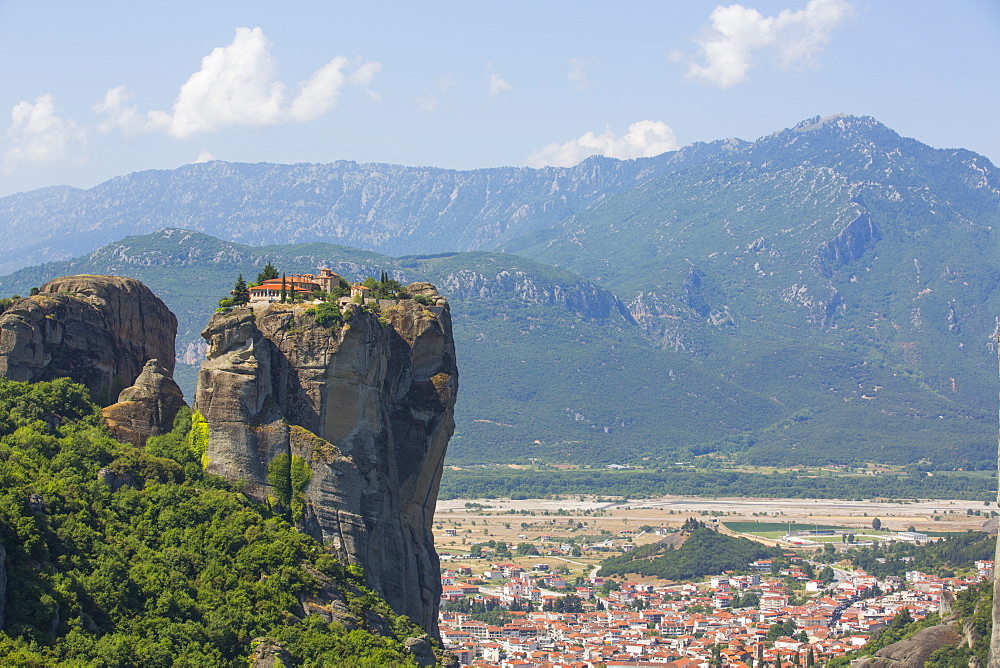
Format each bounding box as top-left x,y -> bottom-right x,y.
2,115 -> 998,468
0,231 -> 780,465
512,115 -> 1000,465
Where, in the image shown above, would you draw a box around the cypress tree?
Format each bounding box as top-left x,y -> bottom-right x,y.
280,274 -> 287,303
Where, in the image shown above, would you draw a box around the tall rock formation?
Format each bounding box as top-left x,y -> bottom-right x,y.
193,285 -> 458,635
0,275 -> 177,406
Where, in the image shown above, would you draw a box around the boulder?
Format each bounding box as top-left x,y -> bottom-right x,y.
853,624 -> 962,667
102,359 -> 186,446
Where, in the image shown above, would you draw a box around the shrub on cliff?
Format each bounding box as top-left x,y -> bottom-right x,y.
306,301 -> 342,327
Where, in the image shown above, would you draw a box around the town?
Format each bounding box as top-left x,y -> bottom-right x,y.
434,497 -> 993,667
439,547 -> 990,666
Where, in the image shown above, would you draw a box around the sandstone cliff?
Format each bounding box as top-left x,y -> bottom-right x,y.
102,359 -> 186,446
193,286 -> 457,635
0,275 -> 177,406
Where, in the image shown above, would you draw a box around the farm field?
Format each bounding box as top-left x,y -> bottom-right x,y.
432,495 -> 994,583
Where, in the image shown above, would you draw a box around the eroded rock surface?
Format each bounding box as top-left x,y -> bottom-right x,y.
0,275 -> 177,406
102,359 -> 186,446
193,285 -> 457,635
853,624 -> 962,667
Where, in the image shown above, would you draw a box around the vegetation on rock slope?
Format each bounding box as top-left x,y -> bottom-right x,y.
0,377 -> 429,666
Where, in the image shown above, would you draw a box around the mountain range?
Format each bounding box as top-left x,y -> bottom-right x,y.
1,114 -> 997,469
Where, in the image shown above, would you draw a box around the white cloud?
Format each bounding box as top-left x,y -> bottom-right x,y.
350,61 -> 383,101
488,73 -> 511,97
566,57 -> 593,89
416,74 -> 457,112
193,151 -> 216,163
526,120 -> 679,168
415,91 -> 438,112
687,0 -> 853,88
94,86 -> 155,135
98,27 -> 379,138
3,95 -> 86,174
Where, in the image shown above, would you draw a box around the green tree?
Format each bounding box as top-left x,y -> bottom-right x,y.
872,518 -> 882,531
257,262 -> 279,284
0,379 -> 428,665
232,274 -> 249,305
280,274 -> 287,303
516,542 -> 539,556
309,302 -> 341,327
766,619 -> 796,641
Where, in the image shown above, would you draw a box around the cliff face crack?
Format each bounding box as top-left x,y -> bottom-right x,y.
193,286 -> 457,636
812,209 -> 880,278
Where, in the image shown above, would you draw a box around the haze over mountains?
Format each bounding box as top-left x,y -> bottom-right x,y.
2,114 -> 998,469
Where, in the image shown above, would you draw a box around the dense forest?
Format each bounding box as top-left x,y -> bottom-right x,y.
438,467 -> 995,502
0,378 -> 430,666
598,524 -> 784,580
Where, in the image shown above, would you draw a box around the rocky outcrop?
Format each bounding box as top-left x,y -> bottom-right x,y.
193,285 -> 458,636
436,268 -> 636,324
249,639 -> 292,668
0,275 -> 177,406
812,210 -> 880,278
853,624 -> 962,667
101,359 -> 186,445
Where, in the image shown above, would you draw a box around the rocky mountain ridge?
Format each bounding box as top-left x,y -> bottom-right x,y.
1,114 -> 997,468
0,155 -> 676,274
6,115 -> 980,276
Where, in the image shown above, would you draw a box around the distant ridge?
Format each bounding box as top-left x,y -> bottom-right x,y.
1,115 -> 998,469
4,115 -> 985,275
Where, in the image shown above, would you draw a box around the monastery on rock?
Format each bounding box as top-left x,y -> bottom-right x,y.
248,268 -> 356,303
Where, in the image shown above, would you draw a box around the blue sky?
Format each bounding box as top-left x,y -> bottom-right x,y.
1,0 -> 998,197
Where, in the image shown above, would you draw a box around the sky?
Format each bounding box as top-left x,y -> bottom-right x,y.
1,0 -> 998,198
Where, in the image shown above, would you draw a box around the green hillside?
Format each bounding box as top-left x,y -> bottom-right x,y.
511,115 -> 1000,468
0,377 -> 430,665
0,230 -> 782,466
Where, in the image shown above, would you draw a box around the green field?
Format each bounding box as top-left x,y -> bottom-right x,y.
723,521 -> 851,535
